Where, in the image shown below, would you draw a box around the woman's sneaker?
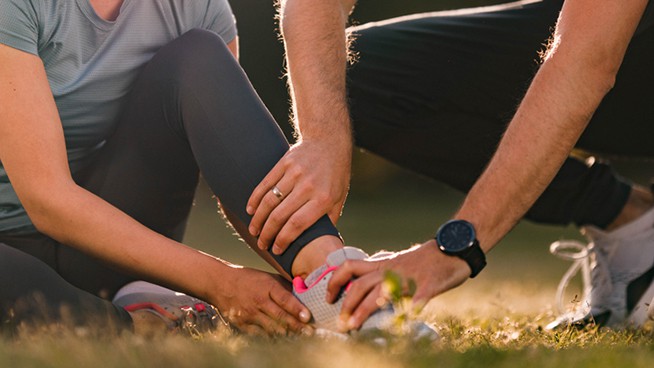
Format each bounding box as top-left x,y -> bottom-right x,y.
113,281 -> 224,335
292,247 -> 438,340
547,207 -> 654,329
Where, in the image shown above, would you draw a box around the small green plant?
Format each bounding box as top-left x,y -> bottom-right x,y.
381,270 -> 423,334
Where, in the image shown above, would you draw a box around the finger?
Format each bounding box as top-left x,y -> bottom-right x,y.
269,284 -> 312,324
240,323 -> 267,336
257,190 -> 308,253
240,309 -> 287,336
326,259 -> 378,303
260,301 -> 306,336
337,272 -> 384,329
271,200 -> 326,255
249,178 -> 294,246
264,292 -> 311,334
227,310 -> 267,336
246,158 -> 286,216
346,284 -> 385,331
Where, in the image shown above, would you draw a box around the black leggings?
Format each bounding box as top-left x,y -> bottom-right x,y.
0,29 -> 338,328
0,242 -> 132,331
348,0 -> 654,228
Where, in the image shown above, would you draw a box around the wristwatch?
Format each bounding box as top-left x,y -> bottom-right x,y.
435,219 -> 487,278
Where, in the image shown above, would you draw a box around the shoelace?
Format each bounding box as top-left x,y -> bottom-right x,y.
549,240 -> 593,316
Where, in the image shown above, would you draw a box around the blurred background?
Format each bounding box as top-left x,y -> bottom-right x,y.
184,0 -> 654,317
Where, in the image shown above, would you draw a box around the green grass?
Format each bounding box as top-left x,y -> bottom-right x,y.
2,308 -> 653,367
3,153 -> 653,367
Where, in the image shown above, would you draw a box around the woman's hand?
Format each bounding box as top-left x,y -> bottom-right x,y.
215,266 -> 312,335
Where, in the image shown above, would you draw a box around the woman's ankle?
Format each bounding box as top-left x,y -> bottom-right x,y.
291,235 -> 343,279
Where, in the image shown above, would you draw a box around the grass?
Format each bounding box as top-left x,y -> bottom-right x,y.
2,153 -> 653,367
2,307 -> 653,367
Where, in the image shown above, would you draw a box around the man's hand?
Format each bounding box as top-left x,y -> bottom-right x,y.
246,138 -> 351,254
326,240 -> 471,331
216,267 -> 312,335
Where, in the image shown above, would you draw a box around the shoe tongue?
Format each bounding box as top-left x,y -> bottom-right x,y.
326,246 -> 368,266
303,247 -> 369,286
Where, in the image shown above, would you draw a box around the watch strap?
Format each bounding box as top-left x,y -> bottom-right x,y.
459,239 -> 486,278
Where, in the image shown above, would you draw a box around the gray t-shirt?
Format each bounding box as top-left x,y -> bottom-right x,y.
0,0 -> 237,232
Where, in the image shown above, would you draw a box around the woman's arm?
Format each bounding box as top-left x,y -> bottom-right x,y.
0,41 -> 308,335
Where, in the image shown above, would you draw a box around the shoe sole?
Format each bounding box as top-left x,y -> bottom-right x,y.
626,270 -> 654,326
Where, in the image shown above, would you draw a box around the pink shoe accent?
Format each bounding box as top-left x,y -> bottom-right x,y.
293,266 -> 339,294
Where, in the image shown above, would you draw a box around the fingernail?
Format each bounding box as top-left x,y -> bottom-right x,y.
347,316 -> 358,330
337,315 -> 349,331
246,206 -> 253,215
272,244 -> 282,254
257,240 -> 265,250
299,310 -> 310,322
301,327 -> 314,336
249,226 -> 256,235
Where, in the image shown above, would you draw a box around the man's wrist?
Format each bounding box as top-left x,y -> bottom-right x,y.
421,240 -> 472,277
434,219 -> 487,278
297,133 -> 354,154
298,124 -> 353,143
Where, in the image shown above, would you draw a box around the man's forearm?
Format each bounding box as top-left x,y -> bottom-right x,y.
246,0 -> 358,253
455,0 -> 648,251
279,0 -> 356,143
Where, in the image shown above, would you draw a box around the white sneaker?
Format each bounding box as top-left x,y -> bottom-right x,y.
547,207 -> 654,329
114,281 -> 224,334
292,247 -> 438,340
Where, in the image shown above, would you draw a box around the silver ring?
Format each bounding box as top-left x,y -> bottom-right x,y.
271,186 -> 284,200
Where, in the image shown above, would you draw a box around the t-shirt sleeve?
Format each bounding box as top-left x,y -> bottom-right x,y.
0,0 -> 40,55
202,0 -> 238,44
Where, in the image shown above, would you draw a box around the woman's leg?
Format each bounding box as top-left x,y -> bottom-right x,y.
4,28 -> 338,302
73,29 -> 339,284
346,0 -> 652,228
0,242 -> 131,332
2,230 -> 137,299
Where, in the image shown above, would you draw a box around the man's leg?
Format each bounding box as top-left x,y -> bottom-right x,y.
347,0 -> 654,326
347,0 -> 653,229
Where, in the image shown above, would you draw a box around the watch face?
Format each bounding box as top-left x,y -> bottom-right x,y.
437,220 -> 475,253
